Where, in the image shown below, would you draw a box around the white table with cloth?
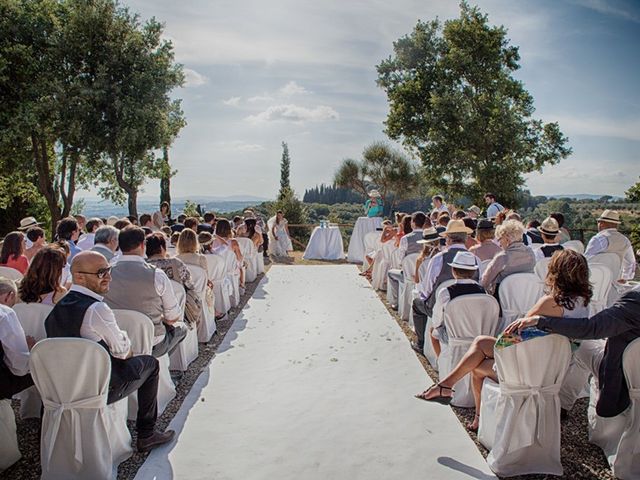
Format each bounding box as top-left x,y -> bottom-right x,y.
303,226 -> 345,260
347,216 -> 383,263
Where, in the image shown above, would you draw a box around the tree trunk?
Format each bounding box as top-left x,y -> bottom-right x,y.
31,132 -> 61,239
127,190 -> 138,218
59,148 -> 79,218
160,146 -> 171,206
113,155 -> 139,218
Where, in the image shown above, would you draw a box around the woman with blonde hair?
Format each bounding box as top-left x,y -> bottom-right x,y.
18,247 -> 68,305
176,229 -> 208,273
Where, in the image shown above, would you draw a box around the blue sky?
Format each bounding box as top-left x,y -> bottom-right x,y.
118,0 -> 640,200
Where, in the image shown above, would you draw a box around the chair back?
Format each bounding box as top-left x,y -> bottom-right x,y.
401,253 -> 419,279
235,237 -> 255,256
30,338 -> 112,478
590,252 -> 622,281
13,303 -> 52,340
112,309 -> 154,355
499,273 -> 544,327
417,257 -> 431,283
186,264 -> 207,294
170,280 -> 186,312
205,253 -> 227,281
363,231 -> 381,255
381,241 -> 399,267
563,240 -> 584,254
534,258 -> 552,281
0,266 -> 23,282
588,264 -> 612,315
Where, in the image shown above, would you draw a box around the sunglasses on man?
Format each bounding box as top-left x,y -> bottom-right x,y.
76,266 -> 112,279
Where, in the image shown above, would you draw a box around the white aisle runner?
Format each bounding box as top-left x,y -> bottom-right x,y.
135,265 -> 495,480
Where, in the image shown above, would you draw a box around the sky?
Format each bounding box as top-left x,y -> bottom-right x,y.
112,0 -> 640,200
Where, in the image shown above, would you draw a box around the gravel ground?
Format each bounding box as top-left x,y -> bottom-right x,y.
2,255 -> 614,480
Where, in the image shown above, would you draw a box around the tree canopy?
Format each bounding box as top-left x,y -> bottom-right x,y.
626,178 -> 640,203
376,1 -> 571,207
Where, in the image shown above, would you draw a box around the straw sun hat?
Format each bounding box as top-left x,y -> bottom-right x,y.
440,219 -> 473,237
368,189 -> 381,198
597,209 -> 621,225
417,227 -> 440,244
447,251 -> 479,270
18,217 -> 42,230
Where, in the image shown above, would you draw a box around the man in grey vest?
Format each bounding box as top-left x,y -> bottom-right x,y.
584,209 -> 636,281
410,220 -> 479,354
104,226 -> 187,358
387,211 -> 428,309
91,225 -> 120,262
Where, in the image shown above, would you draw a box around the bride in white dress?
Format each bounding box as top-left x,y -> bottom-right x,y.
267,210 -> 293,257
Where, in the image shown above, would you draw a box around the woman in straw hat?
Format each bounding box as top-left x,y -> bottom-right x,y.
364,189 -> 384,218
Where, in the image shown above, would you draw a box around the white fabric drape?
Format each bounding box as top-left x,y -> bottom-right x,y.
236,237 -> 259,282
168,280 -> 199,371
0,399 -> 21,472
347,216 -> 383,263
302,226 -> 345,260
206,253 -> 232,315
498,273 -> 544,330
187,265 -> 217,343
398,253 -> 419,321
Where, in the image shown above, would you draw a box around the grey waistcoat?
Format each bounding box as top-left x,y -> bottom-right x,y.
404,230 -> 424,257
104,260 -> 165,337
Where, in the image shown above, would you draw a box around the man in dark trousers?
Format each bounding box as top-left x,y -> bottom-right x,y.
45,251 -> 174,451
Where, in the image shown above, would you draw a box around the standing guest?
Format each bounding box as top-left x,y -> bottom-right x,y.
0,231 -> 29,274
534,217 -> 564,261
466,206 -> 481,220
481,219 -> 536,298
73,214 -> 87,233
411,220 -> 478,354
240,218 -> 264,250
0,278 -> 35,401
469,219 -> 501,261
91,225 -> 119,263
57,217 -> 82,261
77,217 -> 104,251
25,226 -> 46,262
103,227 -> 186,358
431,195 -> 448,216
45,251 -> 175,451
584,209 -> 636,281
267,211 -> 293,258
550,212 -> 571,244
484,193 -> 504,219
365,190 -> 384,218
152,201 -> 171,230
19,247 -> 68,305
147,233 -> 202,329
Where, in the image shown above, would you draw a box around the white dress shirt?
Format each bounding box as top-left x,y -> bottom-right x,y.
76,233 -> 96,251
114,255 -> 183,344
486,202 -> 504,219
584,229 -> 637,280
533,243 -> 561,262
0,304 -> 30,376
420,244 -> 470,300
70,285 -> 132,359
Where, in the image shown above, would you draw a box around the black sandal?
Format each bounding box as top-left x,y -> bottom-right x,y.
414,383 -> 454,405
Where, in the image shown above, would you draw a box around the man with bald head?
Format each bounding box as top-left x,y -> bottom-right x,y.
45,251 -> 175,452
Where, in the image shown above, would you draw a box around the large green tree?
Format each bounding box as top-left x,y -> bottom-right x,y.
376,2 -> 571,207
626,177 -> 640,203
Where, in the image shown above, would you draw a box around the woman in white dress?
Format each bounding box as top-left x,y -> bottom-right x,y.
267,210 -> 293,257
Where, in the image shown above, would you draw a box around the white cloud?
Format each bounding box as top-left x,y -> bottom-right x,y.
215,140 -> 266,153
570,0 -> 640,24
549,114 -> 640,142
222,96 -> 242,107
247,95 -> 275,103
245,104 -> 340,124
183,68 -> 208,87
279,81 -> 310,97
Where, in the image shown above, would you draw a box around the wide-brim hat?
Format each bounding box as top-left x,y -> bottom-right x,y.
18,216 -> 42,230
539,217 -> 560,236
417,227 -> 440,244
466,205 -> 481,216
597,209 -> 621,225
368,189 -> 381,198
440,219 -> 473,237
447,251 -> 479,270
476,219 -> 494,231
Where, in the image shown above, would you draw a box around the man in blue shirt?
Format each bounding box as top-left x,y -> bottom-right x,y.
484,193 -> 504,219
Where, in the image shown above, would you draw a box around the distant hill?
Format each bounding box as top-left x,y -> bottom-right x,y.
547,194 -> 624,201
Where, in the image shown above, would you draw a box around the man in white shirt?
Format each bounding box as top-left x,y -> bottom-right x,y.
76,217 -> 104,251
45,251 -> 175,451
103,226 -> 186,358
584,210 -> 636,281
431,195 -> 448,216
0,278 -> 35,399
484,193 -> 505,219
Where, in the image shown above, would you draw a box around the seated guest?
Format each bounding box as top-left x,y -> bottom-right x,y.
199,232 -> 214,254
106,215 -> 119,226
170,213 -> 186,233
161,226 -> 172,238
183,217 -> 199,232
399,214 -> 413,244
139,213 -> 154,231
176,229 -> 209,273
104,227 -> 186,358
146,233 -> 202,329
534,217 -> 564,261
198,212 -> 216,234
55,241 -> 72,288
239,218 -> 264,250
412,220 -> 478,354
0,278 -> 35,400
429,251 -> 486,357
19,247 -> 68,305
77,217 -> 103,251
469,219 -> 501,261
453,210 -> 466,220
584,209 -> 636,281
45,251 -> 175,451
462,218 -> 478,249
0,231 -> 29,274
126,215 -> 139,226
91,225 -> 120,262
481,219 -> 535,298
17,216 -> 42,234
525,219 -> 543,245
414,228 -> 441,283
550,212 -> 571,244
436,214 -> 450,247
73,214 -> 87,233
113,218 -> 132,231
214,218 -> 244,287
56,217 -> 82,261
232,216 -> 243,232
417,250 -> 591,430
25,226 -> 46,262
387,211 -> 428,309
360,220 -> 395,278
466,205 -> 481,220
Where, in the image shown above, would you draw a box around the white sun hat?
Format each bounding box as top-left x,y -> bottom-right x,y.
447,251 -> 480,270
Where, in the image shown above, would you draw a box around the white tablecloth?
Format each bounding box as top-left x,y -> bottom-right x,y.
347,216 -> 383,263
303,227 -> 345,260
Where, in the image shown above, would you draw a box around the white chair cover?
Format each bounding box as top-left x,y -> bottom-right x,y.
256,251 -> 265,275
13,303 -> 52,418
206,253 -> 232,315
112,310 -> 176,419
0,399 -> 21,472
348,216 -> 383,263
168,280 -> 199,371
588,338 -> 640,479
438,294 -> 500,407
563,240 -> 585,254
422,279 -> 456,370
589,264 -> 612,316
235,237 -> 257,283
30,338 -> 113,480
0,266 -> 23,282
479,335 -> 571,477
372,241 -> 396,291
361,231 -> 382,271
498,273 -> 544,331
222,248 -> 241,307
398,253 -> 419,321
187,265 -> 217,343
589,253 -> 623,307
534,258 -> 551,281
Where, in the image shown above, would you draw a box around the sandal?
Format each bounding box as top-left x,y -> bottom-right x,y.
414,383 -> 454,405
467,414 -> 480,432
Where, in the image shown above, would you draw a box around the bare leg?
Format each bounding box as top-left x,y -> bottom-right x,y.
429,328 -> 441,357
469,359 -> 497,430
416,335 -> 496,400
